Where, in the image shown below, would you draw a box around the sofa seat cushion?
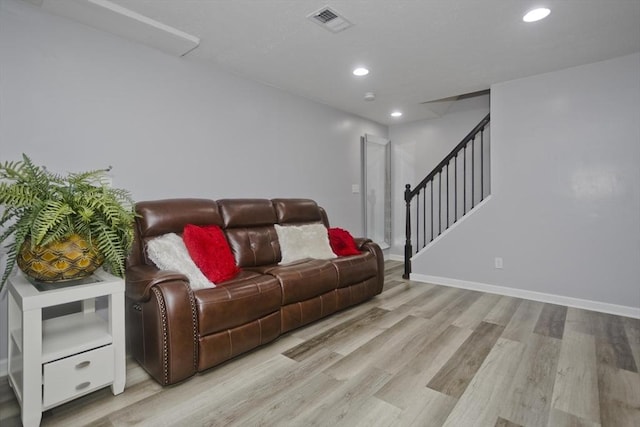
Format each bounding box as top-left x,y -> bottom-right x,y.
194,271 -> 282,336
198,311 -> 281,372
330,252 -> 378,288
257,259 -> 338,305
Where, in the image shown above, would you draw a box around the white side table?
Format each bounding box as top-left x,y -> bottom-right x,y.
7,269 -> 126,427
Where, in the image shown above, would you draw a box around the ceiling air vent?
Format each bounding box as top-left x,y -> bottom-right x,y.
308,6 -> 353,33
315,9 -> 338,23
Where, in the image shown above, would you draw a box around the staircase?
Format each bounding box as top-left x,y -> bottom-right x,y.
403,113 -> 491,278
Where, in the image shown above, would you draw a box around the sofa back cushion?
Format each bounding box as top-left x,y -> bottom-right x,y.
218,199 -> 277,228
131,198 -> 333,269
218,199 -> 281,267
272,198 -> 323,224
137,199 -> 223,237
133,199 -> 222,266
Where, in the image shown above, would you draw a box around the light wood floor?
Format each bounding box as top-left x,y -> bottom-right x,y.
1,261 -> 639,426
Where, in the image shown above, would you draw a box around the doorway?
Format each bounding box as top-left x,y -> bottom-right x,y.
361,134 -> 391,249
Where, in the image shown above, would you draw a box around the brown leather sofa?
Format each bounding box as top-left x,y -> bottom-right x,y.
125,198 -> 384,385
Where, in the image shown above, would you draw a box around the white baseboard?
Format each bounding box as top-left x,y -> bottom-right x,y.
411,273 -> 640,319
388,254 -> 404,262
0,358 -> 6,378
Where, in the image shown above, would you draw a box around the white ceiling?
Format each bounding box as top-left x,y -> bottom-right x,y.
43,0 -> 640,125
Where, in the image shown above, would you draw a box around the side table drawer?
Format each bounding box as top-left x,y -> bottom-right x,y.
43,345 -> 114,408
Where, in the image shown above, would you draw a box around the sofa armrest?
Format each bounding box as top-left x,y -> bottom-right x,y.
353,237 -> 373,250
125,265 -> 199,385
354,238 -> 384,294
126,264 -> 189,302
149,280 -> 199,385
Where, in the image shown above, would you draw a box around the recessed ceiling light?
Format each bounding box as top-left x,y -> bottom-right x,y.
523,8 -> 550,22
353,67 -> 369,76
390,111 -> 402,117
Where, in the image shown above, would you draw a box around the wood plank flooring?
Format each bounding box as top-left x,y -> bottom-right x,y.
1,261 -> 638,426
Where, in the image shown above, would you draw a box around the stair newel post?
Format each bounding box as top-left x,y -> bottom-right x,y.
403,184 -> 413,279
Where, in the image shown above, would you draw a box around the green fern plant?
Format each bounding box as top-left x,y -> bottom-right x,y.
0,154 -> 136,290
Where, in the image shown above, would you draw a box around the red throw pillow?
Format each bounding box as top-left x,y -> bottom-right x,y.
328,228 -> 361,256
183,224 -> 240,283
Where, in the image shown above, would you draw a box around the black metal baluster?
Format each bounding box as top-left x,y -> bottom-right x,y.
422,185 -> 427,248
463,144 -> 467,215
416,190 -> 420,252
472,136 -> 475,208
454,153 -> 458,222
438,171 -> 442,236
481,127 -> 484,201
446,163 -> 449,228
430,179 -> 434,242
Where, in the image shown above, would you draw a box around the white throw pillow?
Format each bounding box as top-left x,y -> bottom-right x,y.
146,233 -> 214,289
275,223 -> 337,265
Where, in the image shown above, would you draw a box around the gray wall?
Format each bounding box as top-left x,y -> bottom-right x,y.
0,0 -> 387,368
411,53 -> 640,311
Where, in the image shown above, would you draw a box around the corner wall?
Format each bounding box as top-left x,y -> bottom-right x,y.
0,0 -> 387,368
411,53 -> 640,314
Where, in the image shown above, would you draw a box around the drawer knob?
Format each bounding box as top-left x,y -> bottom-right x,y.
76,381 -> 91,390
75,361 -> 91,369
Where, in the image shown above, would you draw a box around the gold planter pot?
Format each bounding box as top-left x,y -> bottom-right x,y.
17,234 -> 104,283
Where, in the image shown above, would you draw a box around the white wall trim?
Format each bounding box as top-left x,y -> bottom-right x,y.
410,195 -> 493,261
389,196 -> 492,266
411,273 -> 640,319
40,0 -> 200,56
0,358 -> 6,378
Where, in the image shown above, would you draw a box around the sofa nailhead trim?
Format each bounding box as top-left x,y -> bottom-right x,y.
152,287 -> 169,385
181,283 -> 199,371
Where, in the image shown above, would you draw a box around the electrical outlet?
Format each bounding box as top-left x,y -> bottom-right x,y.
494,257 -> 503,269
352,184 -> 360,194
